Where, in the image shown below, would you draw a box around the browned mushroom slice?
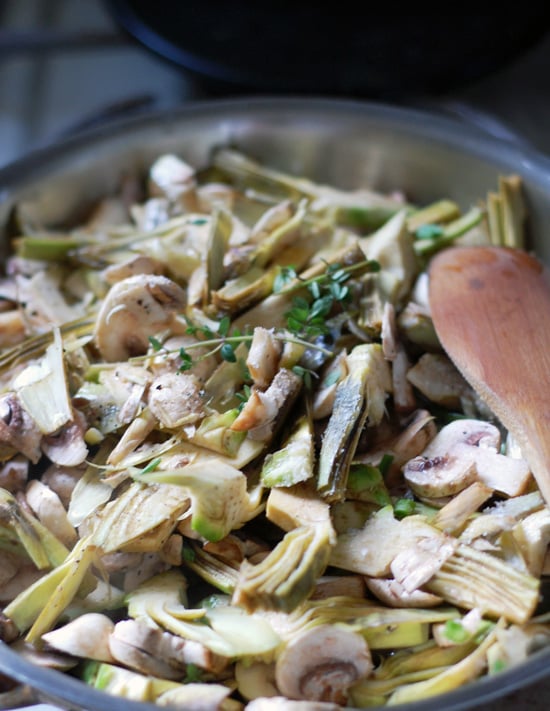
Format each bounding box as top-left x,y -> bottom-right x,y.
231,368 -> 302,442
147,372 -> 205,428
246,327 -> 283,390
406,352 -> 475,410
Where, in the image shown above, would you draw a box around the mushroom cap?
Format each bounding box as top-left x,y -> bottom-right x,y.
94,274 -> 186,361
275,625 -> 372,704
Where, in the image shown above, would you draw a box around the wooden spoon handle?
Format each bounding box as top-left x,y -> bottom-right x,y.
429,245 -> 550,505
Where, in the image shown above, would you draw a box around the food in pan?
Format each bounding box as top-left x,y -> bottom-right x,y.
0,148 -> 548,708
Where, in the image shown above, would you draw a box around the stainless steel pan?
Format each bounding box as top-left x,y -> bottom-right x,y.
1,97 -> 550,711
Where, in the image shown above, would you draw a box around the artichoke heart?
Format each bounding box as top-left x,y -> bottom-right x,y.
90,481 -> 189,554
138,460 -> 261,542
232,520 -> 335,613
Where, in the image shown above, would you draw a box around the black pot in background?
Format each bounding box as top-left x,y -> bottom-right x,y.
105,2 -> 550,98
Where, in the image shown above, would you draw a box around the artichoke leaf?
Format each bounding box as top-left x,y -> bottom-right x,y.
1,486 -> 69,569
127,571 -> 280,659
261,414 -> 315,488
12,326 -> 72,435
360,209 -> 418,306
4,537 -> 97,639
387,621 -> 502,705
317,343 -> 391,502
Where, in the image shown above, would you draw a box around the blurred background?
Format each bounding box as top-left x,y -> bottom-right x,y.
1,1 -> 550,168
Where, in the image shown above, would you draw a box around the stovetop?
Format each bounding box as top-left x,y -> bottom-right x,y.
1,0 -> 550,167
2,2 -> 550,710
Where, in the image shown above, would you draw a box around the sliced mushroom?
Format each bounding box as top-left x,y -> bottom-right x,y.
41,410 -> 88,467
25,479 -> 77,547
232,368 -> 302,441
390,534 -> 458,593
357,409 -> 437,486
94,274 -> 186,361
109,619 -> 227,678
41,463 -> 84,508
0,455 -> 28,493
365,577 -> 443,608
275,625 -> 372,704
0,393 -> 42,463
247,327 -> 283,390
10,638 -> 78,671
403,419 -> 531,498
147,372 -> 205,428
41,613 -> 115,663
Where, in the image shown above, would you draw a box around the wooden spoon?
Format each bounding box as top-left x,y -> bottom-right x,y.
429,245 -> 550,506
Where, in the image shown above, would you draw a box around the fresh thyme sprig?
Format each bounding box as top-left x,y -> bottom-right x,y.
274,259 -> 379,339
148,328 -> 249,372
140,261 -> 376,380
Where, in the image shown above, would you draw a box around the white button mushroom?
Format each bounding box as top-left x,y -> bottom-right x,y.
41,613 -> 115,662
93,274 -> 186,362
275,625 -> 373,704
403,419 -> 531,498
